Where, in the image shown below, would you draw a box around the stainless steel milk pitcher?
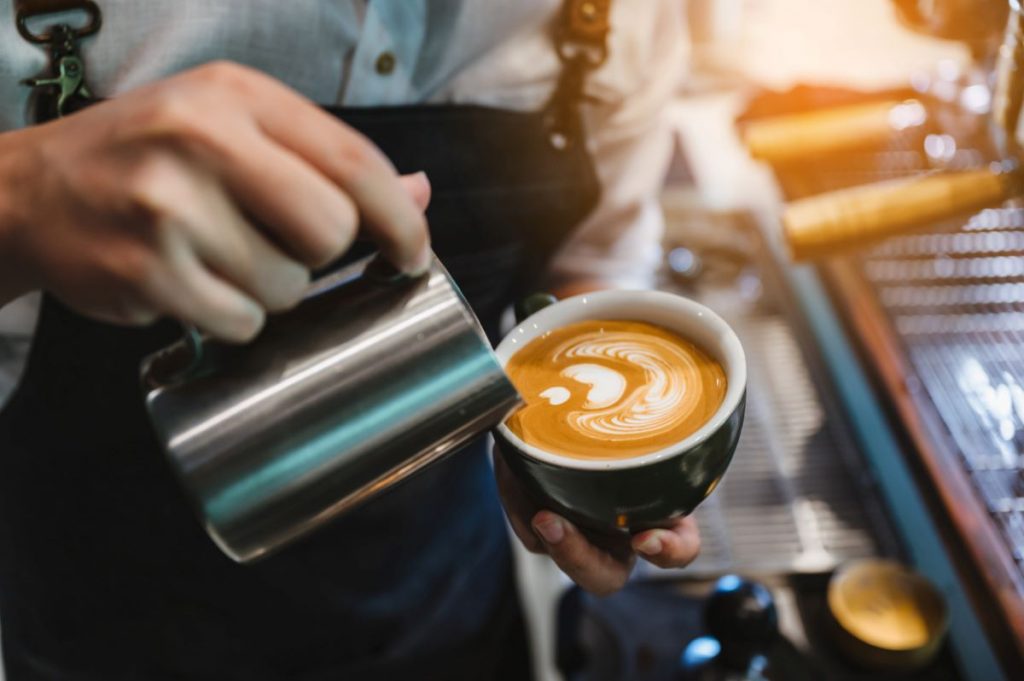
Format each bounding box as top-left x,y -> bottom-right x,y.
141,253 -> 522,563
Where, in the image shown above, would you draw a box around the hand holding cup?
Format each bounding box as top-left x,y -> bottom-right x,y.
493,290 -> 747,593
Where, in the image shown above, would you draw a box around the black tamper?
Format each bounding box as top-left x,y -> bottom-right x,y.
678,575 -> 779,681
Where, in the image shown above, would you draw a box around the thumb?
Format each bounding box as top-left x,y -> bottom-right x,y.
399,171 -> 432,211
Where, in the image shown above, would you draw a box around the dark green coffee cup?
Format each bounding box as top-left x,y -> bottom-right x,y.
493,290 -> 746,535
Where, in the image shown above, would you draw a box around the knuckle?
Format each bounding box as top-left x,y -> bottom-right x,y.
126,156 -> 174,207
109,247 -> 164,294
135,94 -> 208,146
194,60 -> 258,91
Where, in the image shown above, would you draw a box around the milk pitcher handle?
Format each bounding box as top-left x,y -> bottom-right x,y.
514,292 -> 559,324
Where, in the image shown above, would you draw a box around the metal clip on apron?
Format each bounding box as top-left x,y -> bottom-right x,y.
15,0 -> 100,121
0,1 -> 609,678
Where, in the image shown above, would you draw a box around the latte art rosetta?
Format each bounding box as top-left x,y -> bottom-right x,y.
505,320 -> 727,460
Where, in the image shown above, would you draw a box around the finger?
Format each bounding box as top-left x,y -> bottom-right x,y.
175,166 -> 311,311
532,511 -> 634,596
400,172 -> 432,212
492,448 -> 545,553
145,231 -> 266,342
241,76 -> 431,273
631,516 -> 702,570
198,130 -> 362,269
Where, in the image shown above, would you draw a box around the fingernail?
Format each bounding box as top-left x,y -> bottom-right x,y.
533,517 -> 565,545
272,263 -> 311,310
636,534 -> 663,556
285,262 -> 312,294
231,305 -> 265,344
404,246 -> 433,277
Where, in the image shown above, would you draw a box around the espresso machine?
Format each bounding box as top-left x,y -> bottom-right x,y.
732,1 -> 1024,678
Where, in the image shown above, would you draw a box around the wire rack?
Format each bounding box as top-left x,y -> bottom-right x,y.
769,118 -> 1024,585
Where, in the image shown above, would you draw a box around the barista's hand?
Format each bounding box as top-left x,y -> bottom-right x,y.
494,447 -> 701,596
0,61 -> 432,342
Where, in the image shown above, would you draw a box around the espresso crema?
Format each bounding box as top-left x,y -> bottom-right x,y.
504,320 -> 727,460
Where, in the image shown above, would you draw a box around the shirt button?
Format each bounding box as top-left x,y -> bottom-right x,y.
375,51 -> 396,75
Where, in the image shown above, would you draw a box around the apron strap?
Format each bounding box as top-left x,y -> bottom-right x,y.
545,0 -> 612,150
13,0 -> 101,122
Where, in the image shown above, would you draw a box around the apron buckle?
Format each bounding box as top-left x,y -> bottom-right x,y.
21,39 -> 94,116
15,0 -> 102,44
15,0 -> 102,121
545,0 -> 613,150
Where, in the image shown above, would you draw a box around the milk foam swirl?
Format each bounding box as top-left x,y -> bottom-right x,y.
505,320 -> 727,460
556,333 -> 703,440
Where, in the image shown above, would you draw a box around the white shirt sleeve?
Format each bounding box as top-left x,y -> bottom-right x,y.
545,0 -> 688,291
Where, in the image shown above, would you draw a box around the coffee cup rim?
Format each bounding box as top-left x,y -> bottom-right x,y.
494,289 -> 747,471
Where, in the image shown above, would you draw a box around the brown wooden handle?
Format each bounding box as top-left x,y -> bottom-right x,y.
783,169 -> 1015,261
742,100 -> 924,164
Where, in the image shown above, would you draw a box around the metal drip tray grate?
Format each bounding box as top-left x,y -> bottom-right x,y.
768,119 -> 1024,586
865,208 -> 1024,583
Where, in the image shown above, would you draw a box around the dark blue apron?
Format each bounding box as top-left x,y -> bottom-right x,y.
0,9 -> 604,675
